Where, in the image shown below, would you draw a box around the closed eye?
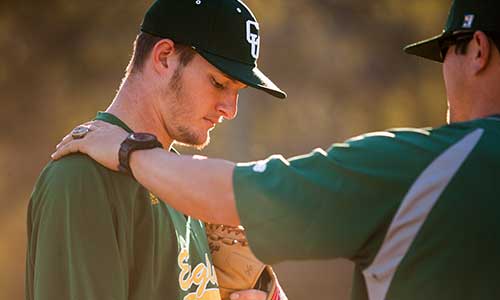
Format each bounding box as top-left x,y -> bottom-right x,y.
211,76 -> 226,90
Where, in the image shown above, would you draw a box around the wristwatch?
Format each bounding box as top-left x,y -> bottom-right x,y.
118,133 -> 163,177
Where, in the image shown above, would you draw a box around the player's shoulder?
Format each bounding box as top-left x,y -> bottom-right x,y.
40,154 -> 110,184
32,154 -> 135,202
29,154 -> 143,222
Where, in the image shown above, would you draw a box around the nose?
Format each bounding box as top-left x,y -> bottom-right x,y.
216,91 -> 239,120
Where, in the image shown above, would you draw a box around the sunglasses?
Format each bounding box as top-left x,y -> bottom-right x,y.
439,32 -> 475,60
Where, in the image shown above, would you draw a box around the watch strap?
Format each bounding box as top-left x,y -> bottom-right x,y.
118,133 -> 163,178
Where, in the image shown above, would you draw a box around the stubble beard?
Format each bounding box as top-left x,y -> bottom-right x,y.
167,66 -> 211,150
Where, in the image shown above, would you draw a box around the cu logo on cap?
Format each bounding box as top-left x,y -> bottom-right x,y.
246,20 -> 260,59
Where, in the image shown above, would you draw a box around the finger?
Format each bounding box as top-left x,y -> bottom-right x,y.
57,122 -> 93,149
82,121 -> 101,130
51,140 -> 83,160
230,290 -> 267,300
57,122 -> 101,149
56,133 -> 73,149
92,120 -> 107,128
87,124 -> 99,132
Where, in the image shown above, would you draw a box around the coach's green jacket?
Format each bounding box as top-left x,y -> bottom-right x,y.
26,112 -> 221,300
234,116 -> 500,300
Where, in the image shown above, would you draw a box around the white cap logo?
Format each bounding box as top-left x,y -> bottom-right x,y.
252,160 -> 267,173
462,14 -> 475,29
246,20 -> 260,59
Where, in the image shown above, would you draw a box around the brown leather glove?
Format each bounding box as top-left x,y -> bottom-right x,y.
205,224 -> 287,300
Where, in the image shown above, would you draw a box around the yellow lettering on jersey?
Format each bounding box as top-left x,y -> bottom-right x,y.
178,248 -> 220,300
178,248 -> 192,291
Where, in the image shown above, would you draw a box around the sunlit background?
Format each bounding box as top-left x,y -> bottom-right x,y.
0,0 -> 450,299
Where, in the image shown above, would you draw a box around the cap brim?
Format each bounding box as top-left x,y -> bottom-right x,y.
197,50 -> 287,99
403,33 -> 447,63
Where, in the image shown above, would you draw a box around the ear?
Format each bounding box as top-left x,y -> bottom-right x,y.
151,39 -> 176,75
470,31 -> 492,75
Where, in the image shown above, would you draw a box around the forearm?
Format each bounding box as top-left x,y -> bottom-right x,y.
130,148 -> 241,226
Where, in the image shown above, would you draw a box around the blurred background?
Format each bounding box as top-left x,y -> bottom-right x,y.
0,0 -> 450,299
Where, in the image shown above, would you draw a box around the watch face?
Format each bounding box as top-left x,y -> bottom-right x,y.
130,133 -> 157,142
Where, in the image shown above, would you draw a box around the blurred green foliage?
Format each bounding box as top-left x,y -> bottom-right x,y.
0,0 -> 450,299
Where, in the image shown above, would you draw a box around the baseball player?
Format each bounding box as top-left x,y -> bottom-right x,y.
53,0 -> 500,299
27,1 -> 287,300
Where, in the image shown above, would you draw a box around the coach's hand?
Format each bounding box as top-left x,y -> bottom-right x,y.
230,290 -> 267,300
52,121 -> 128,171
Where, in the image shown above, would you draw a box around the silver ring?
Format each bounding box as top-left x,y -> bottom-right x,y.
71,126 -> 90,139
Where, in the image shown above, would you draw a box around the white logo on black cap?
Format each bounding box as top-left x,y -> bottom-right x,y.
252,160 -> 267,173
462,14 -> 475,28
246,20 -> 260,59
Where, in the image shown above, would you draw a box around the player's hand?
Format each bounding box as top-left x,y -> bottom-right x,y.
230,289 -> 267,300
51,120 -> 128,171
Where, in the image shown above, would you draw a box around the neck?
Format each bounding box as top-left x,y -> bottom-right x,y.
465,57 -> 500,120
449,98 -> 500,123
469,101 -> 500,120
106,75 -> 174,149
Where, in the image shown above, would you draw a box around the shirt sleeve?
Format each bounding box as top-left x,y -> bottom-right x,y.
26,155 -> 129,300
233,131 -> 436,265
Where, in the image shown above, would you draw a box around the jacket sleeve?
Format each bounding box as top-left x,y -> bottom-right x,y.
233,130 -> 439,265
26,155 -> 129,300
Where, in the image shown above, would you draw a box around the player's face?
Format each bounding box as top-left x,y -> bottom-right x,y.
160,54 -> 246,149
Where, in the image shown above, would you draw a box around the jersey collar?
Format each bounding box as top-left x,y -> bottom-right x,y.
94,111 -> 134,133
94,111 -> 179,155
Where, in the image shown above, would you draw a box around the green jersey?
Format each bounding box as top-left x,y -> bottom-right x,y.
233,116 -> 500,300
26,112 -> 221,300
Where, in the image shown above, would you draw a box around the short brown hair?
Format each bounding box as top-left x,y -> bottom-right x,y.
126,32 -> 196,76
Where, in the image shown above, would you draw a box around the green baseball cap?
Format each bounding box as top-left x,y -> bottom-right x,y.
404,0 -> 500,63
141,0 -> 286,99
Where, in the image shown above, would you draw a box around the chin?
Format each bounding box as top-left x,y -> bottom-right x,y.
195,137 -> 210,150
174,129 -> 211,150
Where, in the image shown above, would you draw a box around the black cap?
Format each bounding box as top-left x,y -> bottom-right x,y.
141,0 -> 287,99
404,0 -> 500,63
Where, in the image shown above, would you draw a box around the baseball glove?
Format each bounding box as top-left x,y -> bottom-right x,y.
205,224 -> 287,300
